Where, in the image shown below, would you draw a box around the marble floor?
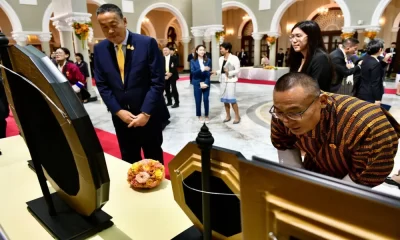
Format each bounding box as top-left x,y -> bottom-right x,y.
85,76 -> 400,196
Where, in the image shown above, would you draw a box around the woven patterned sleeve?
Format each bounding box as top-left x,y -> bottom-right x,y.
270,117 -> 297,151
347,107 -> 398,187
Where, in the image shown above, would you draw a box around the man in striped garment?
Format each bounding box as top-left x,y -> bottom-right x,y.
270,72 -> 400,187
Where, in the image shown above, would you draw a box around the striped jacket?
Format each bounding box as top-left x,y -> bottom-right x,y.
271,93 -> 400,187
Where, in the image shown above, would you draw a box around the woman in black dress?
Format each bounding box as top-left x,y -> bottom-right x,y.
288,20 -> 334,92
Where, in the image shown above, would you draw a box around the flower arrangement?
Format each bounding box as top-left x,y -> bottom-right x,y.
363,31 -> 377,44
266,36 -> 276,46
127,159 -> 165,189
264,65 -> 278,70
215,31 -> 225,43
340,32 -> 354,40
73,22 -> 92,49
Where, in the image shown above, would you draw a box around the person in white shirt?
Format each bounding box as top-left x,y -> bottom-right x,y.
212,42 -> 241,124
261,53 -> 269,67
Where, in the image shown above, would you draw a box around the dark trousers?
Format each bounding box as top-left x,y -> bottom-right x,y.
330,83 -> 342,93
193,80 -> 210,116
0,118 -> 6,139
165,78 -> 179,104
277,61 -> 283,67
387,62 -> 395,77
112,114 -> 164,164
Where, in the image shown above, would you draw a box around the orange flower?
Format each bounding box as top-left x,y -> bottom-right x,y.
266,36 -> 276,44
340,32 -> 354,40
364,31 -> 377,39
81,25 -> 89,32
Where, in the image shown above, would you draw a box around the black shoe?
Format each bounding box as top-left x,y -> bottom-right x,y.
166,102 -> 172,106
171,103 -> 179,108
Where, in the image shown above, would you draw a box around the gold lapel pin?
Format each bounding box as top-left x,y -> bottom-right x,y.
127,44 -> 134,50
130,46 -> 134,50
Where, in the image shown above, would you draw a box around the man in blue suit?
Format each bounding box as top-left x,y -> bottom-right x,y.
94,4 -> 165,164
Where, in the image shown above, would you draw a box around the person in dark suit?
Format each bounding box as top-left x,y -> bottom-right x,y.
330,38 -> 361,93
385,42 -> 396,78
187,47 -> 195,84
190,44 -> 212,123
169,47 -> 180,67
163,46 -> 179,108
94,4 -> 166,164
288,20 -> 334,92
239,48 -> 248,66
355,39 -> 392,105
276,48 -> 285,67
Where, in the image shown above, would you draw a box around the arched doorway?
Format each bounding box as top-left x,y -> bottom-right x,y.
0,7 -> 14,43
241,21 -> 254,65
312,8 -> 358,53
0,0 -> 23,44
141,17 -> 156,38
136,3 -> 190,66
140,9 -> 183,64
136,3 -> 190,39
222,1 -> 260,66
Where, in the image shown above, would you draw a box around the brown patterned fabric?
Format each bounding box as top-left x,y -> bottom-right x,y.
271,93 -> 400,187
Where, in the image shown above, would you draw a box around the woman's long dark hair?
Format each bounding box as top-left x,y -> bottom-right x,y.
288,21 -> 328,73
193,44 -> 208,62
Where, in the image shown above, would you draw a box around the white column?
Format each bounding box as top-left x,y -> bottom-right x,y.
181,37 -> 191,71
252,33 -> 264,66
269,43 -> 277,66
38,32 -> 52,57
53,20 -> 75,59
203,35 -> 211,51
267,33 -> 280,67
191,28 -> 204,48
205,25 -> 224,73
211,34 -> 219,71
12,32 -> 28,46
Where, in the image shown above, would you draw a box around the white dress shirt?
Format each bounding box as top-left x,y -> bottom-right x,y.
114,29 -> 129,57
165,55 -> 170,72
198,58 -> 205,71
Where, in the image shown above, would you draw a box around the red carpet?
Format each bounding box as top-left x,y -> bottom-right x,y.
5,114 -> 174,179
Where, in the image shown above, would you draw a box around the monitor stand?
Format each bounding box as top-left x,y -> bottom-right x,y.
171,225 -> 203,240
27,193 -> 113,240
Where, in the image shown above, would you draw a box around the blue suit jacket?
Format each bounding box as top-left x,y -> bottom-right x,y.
190,58 -> 212,84
94,31 -> 165,117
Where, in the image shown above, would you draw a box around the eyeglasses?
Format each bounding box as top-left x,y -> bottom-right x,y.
269,94 -> 319,121
289,34 -> 307,42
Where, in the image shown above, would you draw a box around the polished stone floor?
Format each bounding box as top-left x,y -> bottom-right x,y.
85,76 -> 400,196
